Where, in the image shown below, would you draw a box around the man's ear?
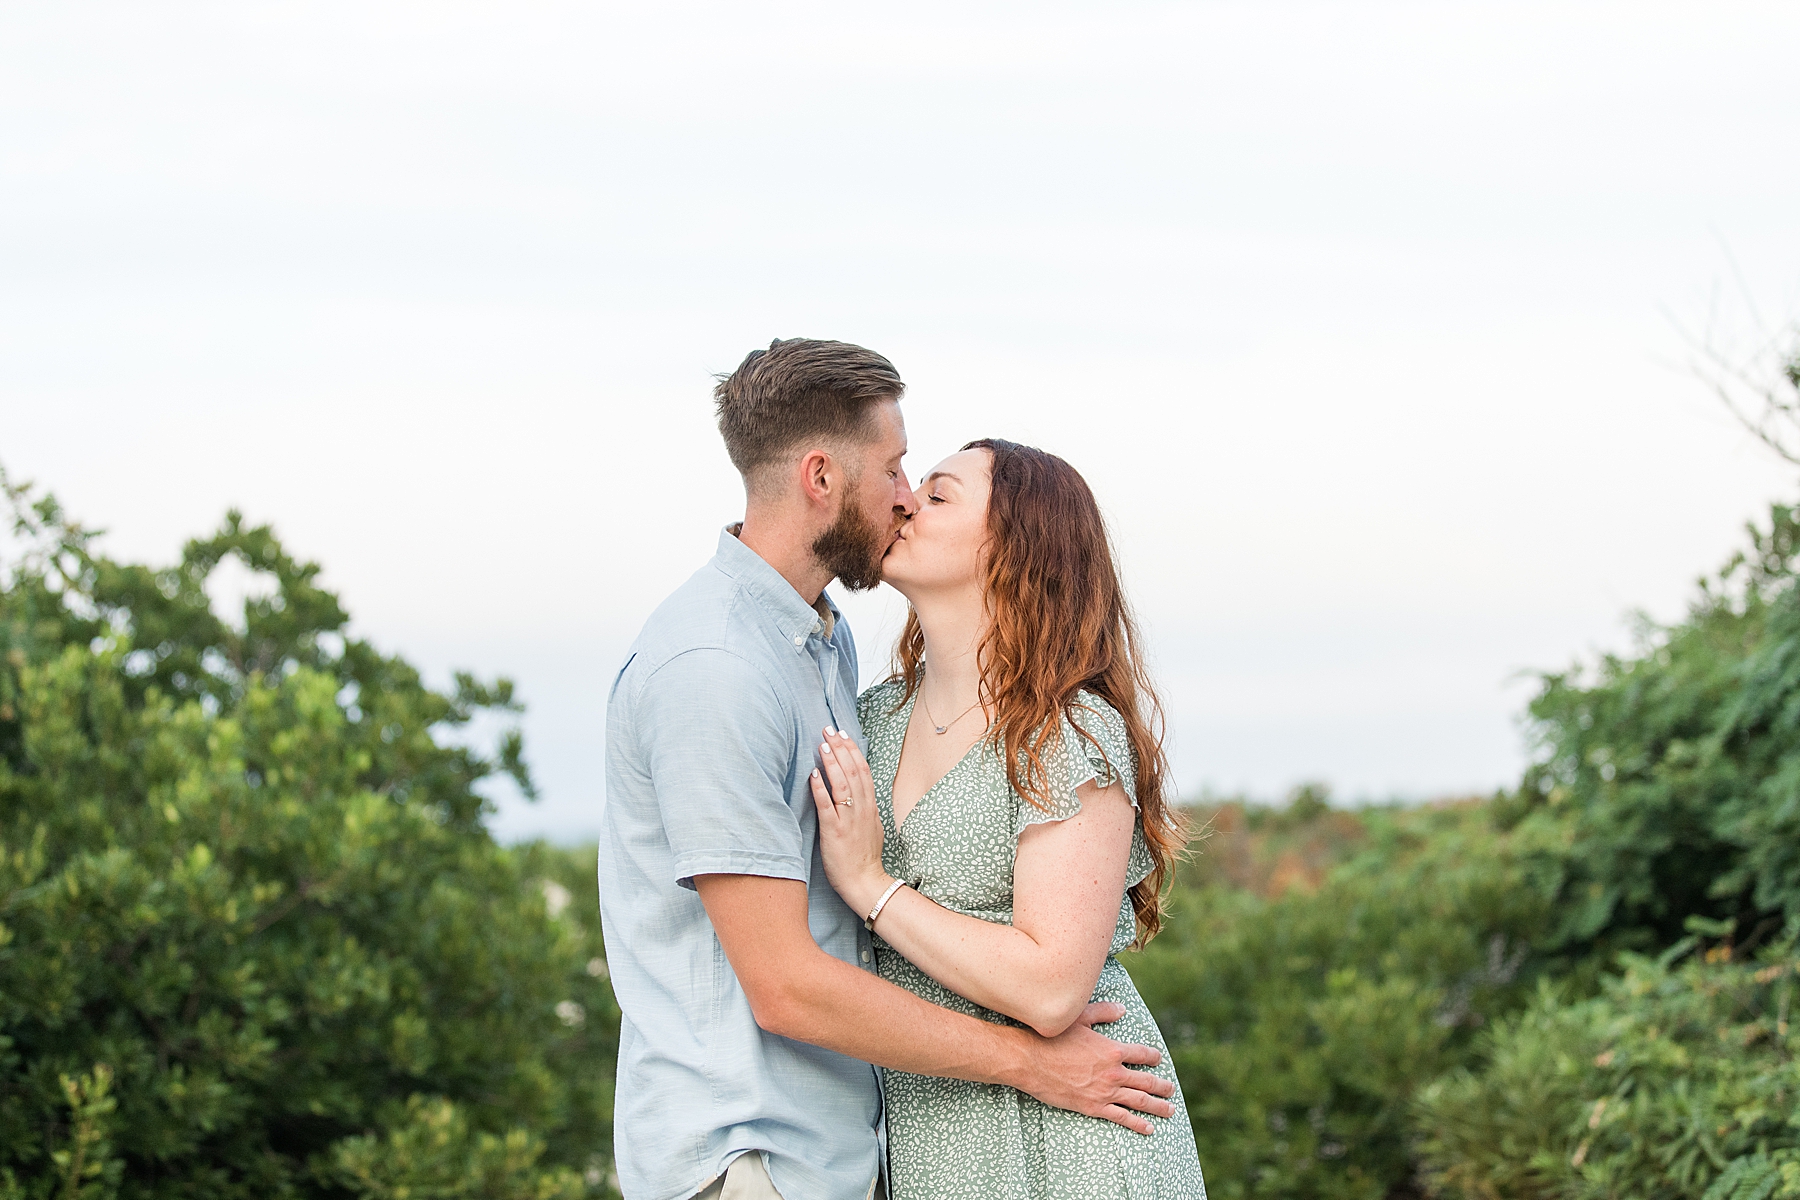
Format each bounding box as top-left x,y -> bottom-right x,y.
798,448 -> 837,506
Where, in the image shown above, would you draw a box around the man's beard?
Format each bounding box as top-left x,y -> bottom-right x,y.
812,496 -> 891,592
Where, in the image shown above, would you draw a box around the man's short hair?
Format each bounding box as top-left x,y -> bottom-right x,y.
714,339 -> 905,487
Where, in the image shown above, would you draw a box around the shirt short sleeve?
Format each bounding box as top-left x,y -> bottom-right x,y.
634,647 -> 808,890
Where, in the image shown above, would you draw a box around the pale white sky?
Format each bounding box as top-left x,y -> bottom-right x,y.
3,1 -> 1797,839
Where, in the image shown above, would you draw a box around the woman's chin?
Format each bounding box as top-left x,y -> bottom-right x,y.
877,550 -> 915,590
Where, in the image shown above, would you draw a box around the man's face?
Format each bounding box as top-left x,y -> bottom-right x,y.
810,400 -> 915,591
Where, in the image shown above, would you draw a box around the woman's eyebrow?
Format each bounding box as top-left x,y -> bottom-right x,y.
925,471 -> 963,485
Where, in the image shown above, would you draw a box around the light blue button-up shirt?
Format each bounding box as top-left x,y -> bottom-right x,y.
601,528 -> 881,1200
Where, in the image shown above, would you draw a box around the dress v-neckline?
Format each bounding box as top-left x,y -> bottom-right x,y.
885,688 -> 989,834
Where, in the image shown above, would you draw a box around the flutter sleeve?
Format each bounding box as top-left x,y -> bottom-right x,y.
856,678 -> 906,734
1013,693 -> 1158,888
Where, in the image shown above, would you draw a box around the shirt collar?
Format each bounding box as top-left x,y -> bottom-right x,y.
715,525 -> 841,649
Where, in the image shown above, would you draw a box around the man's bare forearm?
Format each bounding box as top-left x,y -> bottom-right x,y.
694,872 -> 1034,1083
692,872 -> 1172,1133
764,944 -> 1172,1135
762,947 -> 1036,1085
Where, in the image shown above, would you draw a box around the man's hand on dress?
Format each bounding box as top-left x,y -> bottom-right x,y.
1019,1003 -> 1178,1135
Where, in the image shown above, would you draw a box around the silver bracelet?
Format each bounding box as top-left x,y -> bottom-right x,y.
863,878 -> 909,932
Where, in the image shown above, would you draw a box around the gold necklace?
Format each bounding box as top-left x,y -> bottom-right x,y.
921,691 -> 984,736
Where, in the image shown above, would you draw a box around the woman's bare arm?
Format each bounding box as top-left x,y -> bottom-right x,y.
812,728 -> 1135,1037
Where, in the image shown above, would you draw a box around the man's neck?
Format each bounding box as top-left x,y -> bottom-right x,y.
736,510 -> 834,606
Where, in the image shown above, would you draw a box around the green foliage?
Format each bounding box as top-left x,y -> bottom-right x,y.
0,472 -> 617,1199
1506,503 -> 1800,954
1416,930 -> 1800,1200
1126,801 -> 1554,1200
1127,498 -> 1800,1197
318,1096 -> 585,1200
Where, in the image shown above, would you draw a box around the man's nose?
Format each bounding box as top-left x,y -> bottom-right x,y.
895,477 -> 919,515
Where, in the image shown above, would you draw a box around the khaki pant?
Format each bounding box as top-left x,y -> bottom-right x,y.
692,1152 -> 886,1200
692,1153 -> 782,1200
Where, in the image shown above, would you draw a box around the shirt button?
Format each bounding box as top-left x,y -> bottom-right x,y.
860,948 -> 872,963
793,635 -> 805,646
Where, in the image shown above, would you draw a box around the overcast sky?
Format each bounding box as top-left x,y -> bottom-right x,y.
4,1 -> 1798,840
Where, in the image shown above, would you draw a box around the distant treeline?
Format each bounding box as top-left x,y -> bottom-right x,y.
1,468 -> 1796,1200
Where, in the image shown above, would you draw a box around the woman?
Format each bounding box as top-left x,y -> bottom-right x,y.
809,438 -> 1206,1200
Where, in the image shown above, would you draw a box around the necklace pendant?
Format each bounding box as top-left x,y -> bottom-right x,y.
933,725 -> 948,735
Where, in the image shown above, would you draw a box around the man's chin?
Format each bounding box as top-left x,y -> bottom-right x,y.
827,552 -> 888,593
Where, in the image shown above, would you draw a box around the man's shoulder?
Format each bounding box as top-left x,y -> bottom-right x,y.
623,561 -> 782,698
633,559 -> 735,655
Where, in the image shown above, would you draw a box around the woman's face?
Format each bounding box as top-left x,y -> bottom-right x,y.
878,448 -> 992,599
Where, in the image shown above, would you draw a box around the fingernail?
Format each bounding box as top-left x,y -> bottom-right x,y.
812,768 -> 821,779
821,743 -> 832,756
825,725 -> 836,736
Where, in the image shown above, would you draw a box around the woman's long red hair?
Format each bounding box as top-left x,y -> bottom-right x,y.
890,439 -> 1187,944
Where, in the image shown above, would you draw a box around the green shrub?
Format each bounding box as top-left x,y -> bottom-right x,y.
1126,802 -> 1554,1200
1507,503 -> 1800,956
1416,928 -> 1800,1200
1135,500 -> 1800,1198
0,477 -> 617,1199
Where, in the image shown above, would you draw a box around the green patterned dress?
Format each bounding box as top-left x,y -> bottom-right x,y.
858,680 -> 1207,1200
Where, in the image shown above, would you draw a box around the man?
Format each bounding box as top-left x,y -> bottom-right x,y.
600,339 -> 1176,1200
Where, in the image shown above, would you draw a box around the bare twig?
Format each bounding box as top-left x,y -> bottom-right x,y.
1670,300 -> 1800,467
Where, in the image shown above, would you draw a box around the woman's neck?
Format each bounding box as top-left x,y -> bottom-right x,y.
911,588 -> 988,711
